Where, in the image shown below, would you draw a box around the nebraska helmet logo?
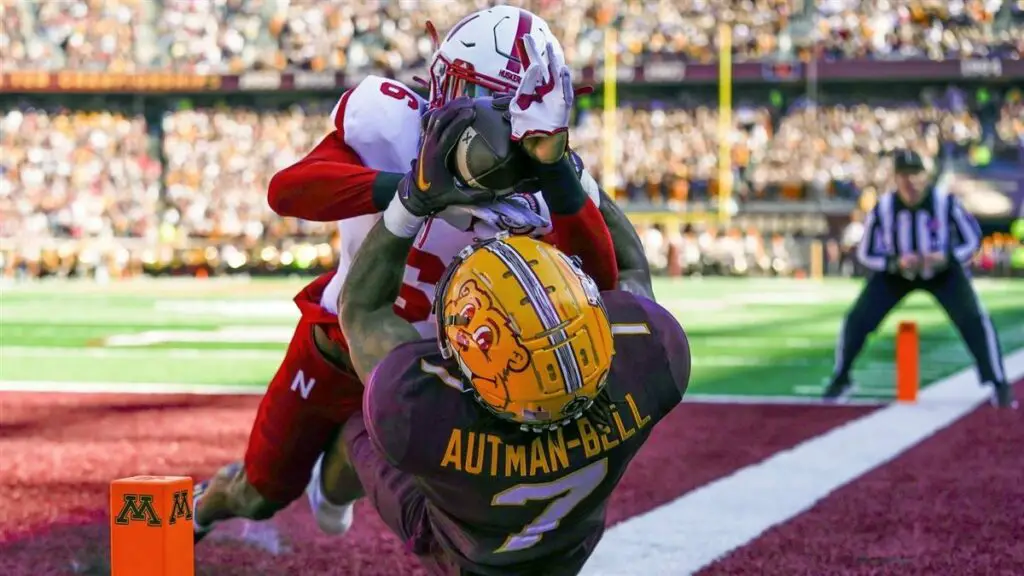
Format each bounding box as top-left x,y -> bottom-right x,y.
496,194 -> 542,235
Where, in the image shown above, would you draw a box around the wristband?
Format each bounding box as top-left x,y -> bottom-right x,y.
371,172 -> 405,211
382,194 -> 426,238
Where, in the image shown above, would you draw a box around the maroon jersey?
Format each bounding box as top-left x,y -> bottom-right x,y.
363,290 -> 690,576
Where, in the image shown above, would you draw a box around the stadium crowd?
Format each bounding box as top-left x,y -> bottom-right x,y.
634,220 -> 1023,280
2,1 -> 1022,279
2,0 -> 1022,74
571,94 -> 1000,206
4,91 -> 1019,243
3,92 -> 1020,280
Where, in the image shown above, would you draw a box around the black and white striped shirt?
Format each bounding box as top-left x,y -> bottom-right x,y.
857,186 -> 981,279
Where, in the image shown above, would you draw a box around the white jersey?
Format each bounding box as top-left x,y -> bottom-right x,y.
318,75 -> 600,338
319,75 -> 425,315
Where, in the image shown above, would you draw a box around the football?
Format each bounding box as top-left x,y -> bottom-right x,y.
449,97 -> 530,192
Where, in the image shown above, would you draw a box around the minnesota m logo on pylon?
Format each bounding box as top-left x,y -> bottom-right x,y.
110,476 -> 195,576
114,494 -> 163,527
168,489 -> 193,525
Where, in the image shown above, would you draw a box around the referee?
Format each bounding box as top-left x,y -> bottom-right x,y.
825,150 -> 1015,408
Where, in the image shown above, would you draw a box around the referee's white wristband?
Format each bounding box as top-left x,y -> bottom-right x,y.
383,194 -> 426,238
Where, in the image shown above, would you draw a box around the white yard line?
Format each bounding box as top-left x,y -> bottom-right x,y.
0,383 -> 891,407
0,383 -> 893,409
580,348 -> 1024,576
0,380 -> 265,395
0,347 -> 281,360
684,393 -> 889,407
791,384 -> 897,397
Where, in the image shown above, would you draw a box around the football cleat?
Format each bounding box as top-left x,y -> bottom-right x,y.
989,381 -> 1018,409
306,455 -> 354,535
822,376 -> 856,403
192,479 -> 213,544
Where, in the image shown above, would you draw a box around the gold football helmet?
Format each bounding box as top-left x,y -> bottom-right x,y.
433,233 -> 614,431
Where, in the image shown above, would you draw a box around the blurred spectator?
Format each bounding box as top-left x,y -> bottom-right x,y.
569,97 -> 987,206
0,105 -> 160,240
160,103 -> 335,241
997,88 -> 1024,146
2,0 -> 1021,73
756,101 -> 981,199
809,0 -> 1023,61
570,105 -> 774,205
2,0 -> 142,72
152,0 -> 270,74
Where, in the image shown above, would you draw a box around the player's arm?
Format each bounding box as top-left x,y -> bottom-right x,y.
339,219 -> 421,383
597,187 -> 653,299
543,152 -> 651,299
268,79 -> 422,222
267,129 -> 402,222
948,195 -> 981,264
640,296 -> 692,408
856,205 -> 889,272
530,150 -> 621,291
340,99 -> 480,383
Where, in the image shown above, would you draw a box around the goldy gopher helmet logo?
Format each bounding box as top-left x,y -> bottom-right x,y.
446,279 -> 530,393
435,234 -> 614,430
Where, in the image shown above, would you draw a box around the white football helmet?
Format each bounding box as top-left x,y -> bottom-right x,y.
427,6 -> 564,109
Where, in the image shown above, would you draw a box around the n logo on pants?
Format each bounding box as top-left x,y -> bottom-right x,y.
291,370 -> 316,400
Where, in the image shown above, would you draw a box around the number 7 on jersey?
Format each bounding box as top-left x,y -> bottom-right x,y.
491,459 -> 608,553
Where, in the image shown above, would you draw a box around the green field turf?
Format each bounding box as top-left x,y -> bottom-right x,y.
2,277 -> 1022,399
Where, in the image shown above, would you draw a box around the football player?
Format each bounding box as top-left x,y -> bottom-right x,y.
331,199 -> 690,576
192,6 -> 651,542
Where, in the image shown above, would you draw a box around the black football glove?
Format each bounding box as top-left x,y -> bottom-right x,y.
398,98 -> 499,217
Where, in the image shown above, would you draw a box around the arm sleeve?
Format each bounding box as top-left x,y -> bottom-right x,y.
539,150 -> 618,289
856,206 -> 888,272
949,197 -> 981,263
268,85 -> 411,222
267,130 -> 402,221
549,200 -> 619,291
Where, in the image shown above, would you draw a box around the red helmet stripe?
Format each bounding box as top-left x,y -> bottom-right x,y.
505,10 -> 534,75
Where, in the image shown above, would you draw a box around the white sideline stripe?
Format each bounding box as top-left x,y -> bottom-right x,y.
1,347 -> 280,360
683,393 -> 889,407
791,384 -> 897,396
0,382 -> 891,408
581,348 -> 1024,576
0,383 -> 891,407
0,380 -> 265,395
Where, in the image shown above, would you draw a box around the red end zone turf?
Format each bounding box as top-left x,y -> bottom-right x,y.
0,382 -> 1017,576
0,392 -> 871,575
702,378 -> 1024,576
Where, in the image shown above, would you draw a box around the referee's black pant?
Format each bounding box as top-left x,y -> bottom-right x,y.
832,264 -> 1007,386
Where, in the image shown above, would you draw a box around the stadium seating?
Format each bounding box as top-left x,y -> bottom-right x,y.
1,1 -> 1021,73
1,2 -> 1021,280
